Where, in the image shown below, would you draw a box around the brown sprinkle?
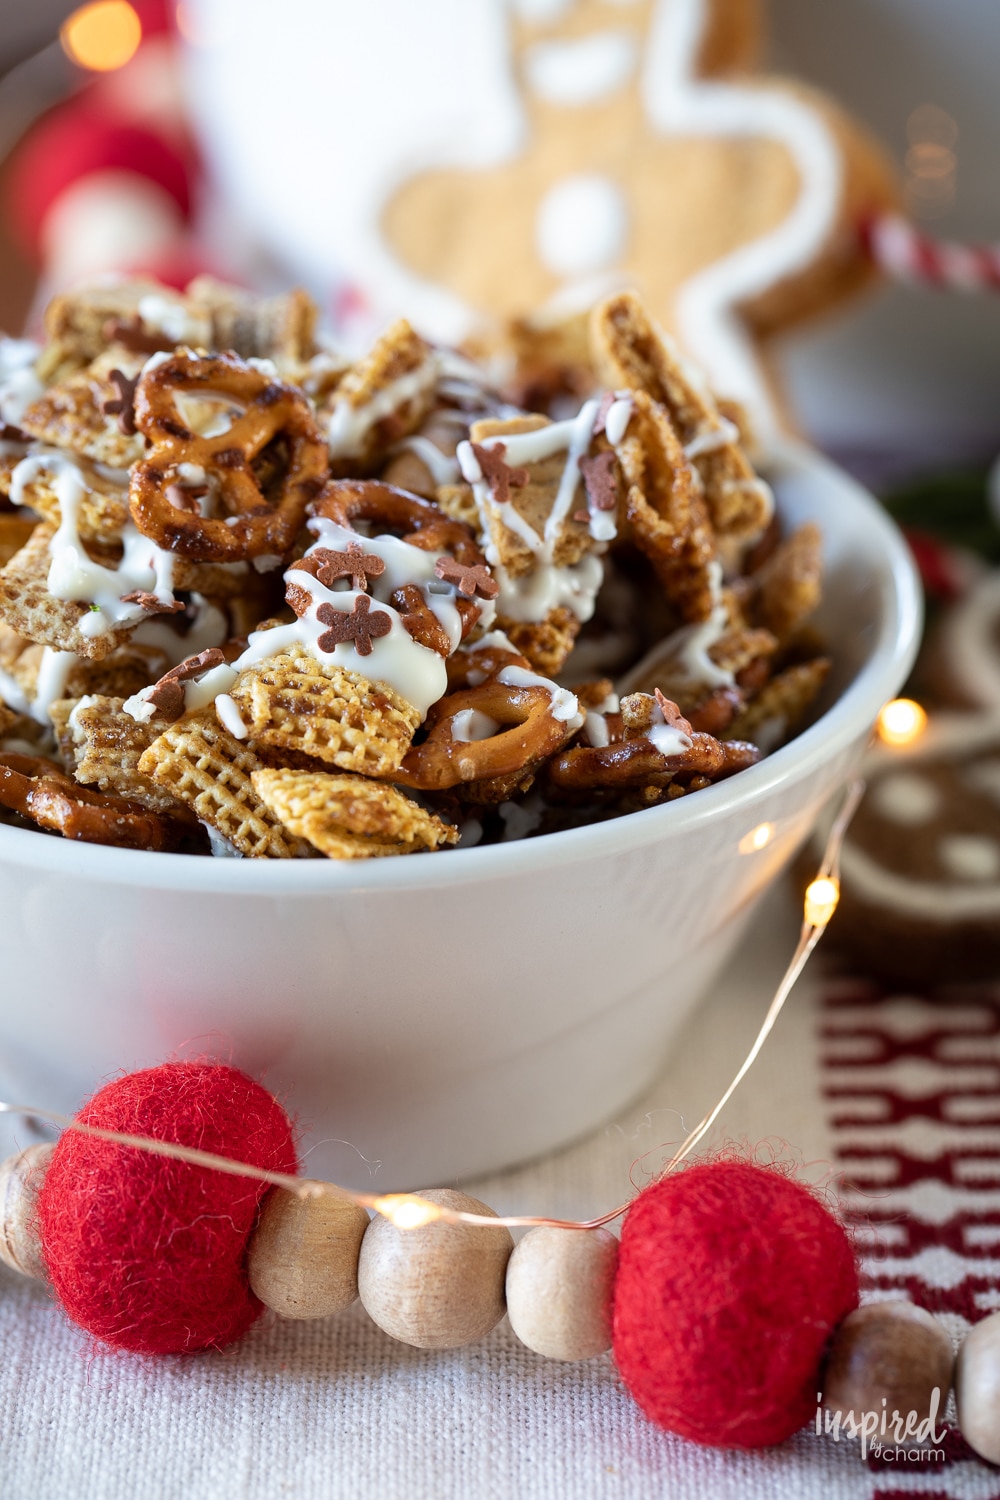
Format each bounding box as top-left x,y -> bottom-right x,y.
145,648 -> 228,720
471,442 -> 530,508
315,596 -> 392,657
434,556 -> 499,601
579,450 -> 618,513
591,391 -> 615,436
103,316 -> 172,355
298,543 -> 385,592
101,368 -> 140,436
119,590 -> 186,615
285,581 -> 314,619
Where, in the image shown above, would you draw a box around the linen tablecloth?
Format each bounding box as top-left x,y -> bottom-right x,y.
2,884 -> 998,1500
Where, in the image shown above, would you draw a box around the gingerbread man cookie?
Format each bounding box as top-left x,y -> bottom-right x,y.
380,0 -> 896,440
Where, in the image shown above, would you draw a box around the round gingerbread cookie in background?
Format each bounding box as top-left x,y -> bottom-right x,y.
928,569 -> 1000,712
184,0 -> 898,445
804,712 -> 1000,985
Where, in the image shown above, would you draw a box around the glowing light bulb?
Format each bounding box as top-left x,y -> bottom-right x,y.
739,822 -> 774,854
804,876 -> 840,930
877,698 -> 927,747
373,1194 -> 444,1230
61,2 -> 142,72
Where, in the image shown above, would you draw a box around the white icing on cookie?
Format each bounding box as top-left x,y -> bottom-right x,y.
939,834 -> 1000,883
524,32 -> 638,106
536,174 -> 629,278
641,0 -> 842,440
936,572 -> 1000,710
839,840 -> 1000,921
965,758 -> 1000,807
871,771 -> 942,827
510,0 -> 574,19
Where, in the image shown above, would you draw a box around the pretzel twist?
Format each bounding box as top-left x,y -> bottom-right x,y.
129,352 -> 328,561
0,753 -> 188,850
546,732 -> 760,794
311,480 -> 486,567
394,680 -> 575,792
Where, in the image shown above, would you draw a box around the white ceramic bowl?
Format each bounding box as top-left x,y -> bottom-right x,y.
0,440 -> 920,1187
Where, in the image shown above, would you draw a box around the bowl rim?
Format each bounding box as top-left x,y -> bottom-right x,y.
0,438 -> 922,894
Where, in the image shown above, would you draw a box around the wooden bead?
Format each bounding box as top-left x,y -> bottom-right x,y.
358,1188 -> 513,1350
247,1184 -> 370,1319
955,1310 -> 1000,1464
822,1301 -> 953,1434
506,1225 -> 618,1361
0,1144 -> 54,1281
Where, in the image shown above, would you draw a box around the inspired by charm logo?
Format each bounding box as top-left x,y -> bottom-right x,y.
816,1388 -> 947,1462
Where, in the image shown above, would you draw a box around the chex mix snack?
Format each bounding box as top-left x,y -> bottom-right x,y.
0,279 -> 827,858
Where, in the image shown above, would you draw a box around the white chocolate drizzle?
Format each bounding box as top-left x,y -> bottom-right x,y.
11,449 -> 178,638
450,708 -> 500,743
495,663 -> 583,728
137,295 -> 211,347
684,415 -> 740,460
604,396 -> 633,448
617,560 -> 733,694
391,434 -> 461,487
327,356 -> 441,459
307,514 -> 489,645
0,667 -> 30,717
215,692 -> 249,740
584,711 -> 611,749
132,596 -> 228,667
457,396 -> 620,622
646,695 -> 694,758
31,648 -> 79,725
0,338 -> 43,426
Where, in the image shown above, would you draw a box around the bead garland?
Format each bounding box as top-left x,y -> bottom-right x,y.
1,770 -> 997,1460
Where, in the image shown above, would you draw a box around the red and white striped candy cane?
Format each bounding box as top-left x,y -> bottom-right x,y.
863,211 -> 1000,292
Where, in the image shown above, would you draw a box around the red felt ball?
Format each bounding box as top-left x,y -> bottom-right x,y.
37,1061 -> 298,1355
612,1158 -> 859,1448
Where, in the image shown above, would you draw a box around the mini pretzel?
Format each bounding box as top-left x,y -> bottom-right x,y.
311,480 -> 486,568
395,679 -> 576,792
445,640 -> 532,691
129,351 -> 328,562
545,730 -> 760,794
0,752 -> 187,850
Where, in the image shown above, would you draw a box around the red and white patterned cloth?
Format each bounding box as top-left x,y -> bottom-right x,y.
1,886 -> 998,1499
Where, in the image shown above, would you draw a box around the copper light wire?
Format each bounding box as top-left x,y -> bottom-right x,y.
0,777 -> 865,1235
